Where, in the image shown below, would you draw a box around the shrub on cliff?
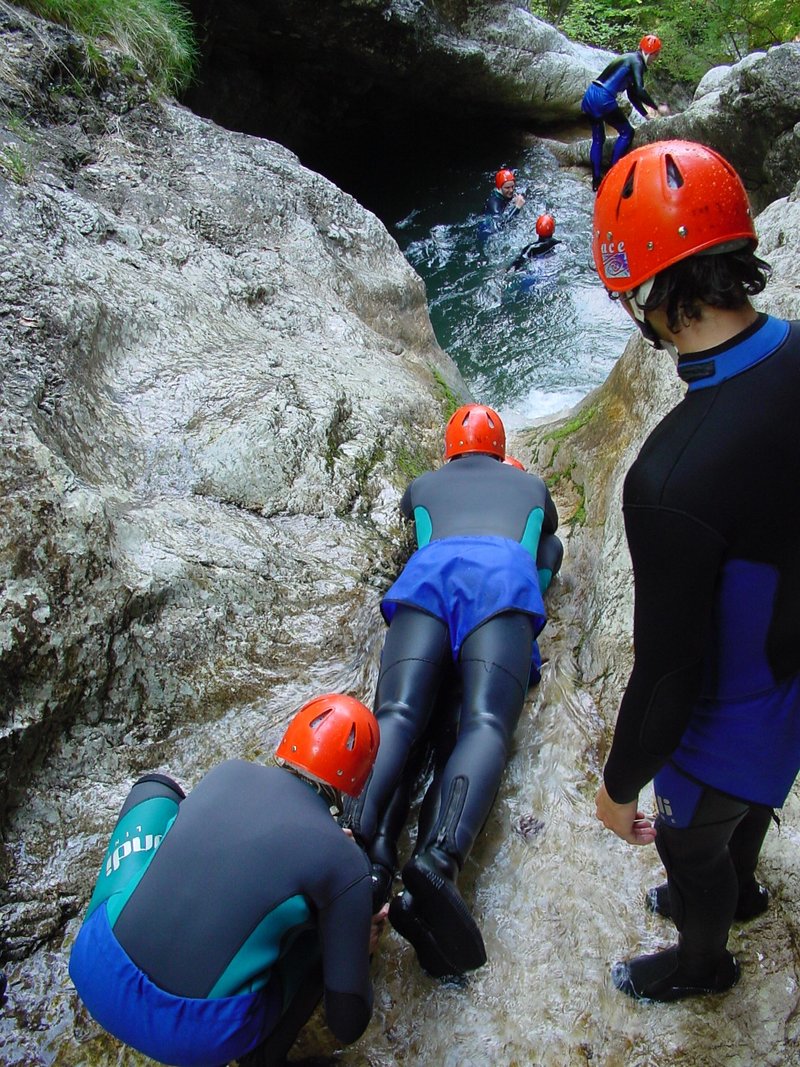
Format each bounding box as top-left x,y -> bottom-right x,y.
11,0 -> 198,93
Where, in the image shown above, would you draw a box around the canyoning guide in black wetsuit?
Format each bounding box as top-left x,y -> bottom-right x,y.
346,404 -> 562,978
581,35 -> 664,191
481,168 -> 526,238
69,695 -> 383,1067
592,140 -> 800,1003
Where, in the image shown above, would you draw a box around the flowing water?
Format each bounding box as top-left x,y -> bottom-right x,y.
386,139 -> 635,426
3,134 -> 795,1067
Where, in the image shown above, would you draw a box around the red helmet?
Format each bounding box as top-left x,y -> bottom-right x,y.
593,140 -> 757,293
445,404 -> 505,461
503,456 -> 525,470
535,214 -> 555,238
275,693 -> 379,797
639,34 -> 661,55
495,168 -> 515,189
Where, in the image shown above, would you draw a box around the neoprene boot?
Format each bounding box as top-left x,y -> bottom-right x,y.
612,945 -> 740,1002
646,880 -> 769,923
388,890 -> 459,979
398,776 -> 487,974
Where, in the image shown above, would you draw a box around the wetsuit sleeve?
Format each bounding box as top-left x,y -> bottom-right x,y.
626,55 -> 657,115
603,505 -> 727,803
318,874 -> 374,1044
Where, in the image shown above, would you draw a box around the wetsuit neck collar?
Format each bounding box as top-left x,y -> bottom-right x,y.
677,314 -> 789,390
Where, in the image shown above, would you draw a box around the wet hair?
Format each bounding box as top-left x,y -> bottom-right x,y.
640,248 -> 772,333
277,759 -> 344,814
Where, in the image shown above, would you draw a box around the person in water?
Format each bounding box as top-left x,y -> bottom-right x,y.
581,35 -> 666,192
345,405 -> 562,977
592,139 -> 800,1002
69,694 -> 386,1066
483,168 -> 526,229
506,214 -> 561,273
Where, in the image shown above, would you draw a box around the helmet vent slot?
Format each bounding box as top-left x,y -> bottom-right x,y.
621,164 -> 636,200
665,155 -> 684,189
345,724 -> 357,750
309,709 -> 333,729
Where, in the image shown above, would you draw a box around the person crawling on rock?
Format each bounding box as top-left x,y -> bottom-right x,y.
344,406 -> 562,979
69,694 -> 387,1067
592,139 -> 800,1003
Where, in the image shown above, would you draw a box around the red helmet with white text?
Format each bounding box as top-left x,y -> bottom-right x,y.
275,693 -> 379,797
445,404 -> 505,461
592,140 -> 757,293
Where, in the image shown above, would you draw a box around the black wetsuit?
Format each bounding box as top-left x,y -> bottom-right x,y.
604,314 -> 800,983
507,236 -> 561,273
70,762 -> 374,1067
481,188 -> 522,235
581,51 -> 657,184
349,454 -> 559,875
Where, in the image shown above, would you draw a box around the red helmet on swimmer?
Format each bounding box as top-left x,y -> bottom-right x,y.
495,168 -> 515,189
592,140 -> 757,294
275,693 -> 379,797
445,404 -> 506,461
536,214 -> 555,238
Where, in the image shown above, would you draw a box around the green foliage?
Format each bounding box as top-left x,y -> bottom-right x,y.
0,143 -> 32,183
14,0 -> 198,94
530,0 -> 797,86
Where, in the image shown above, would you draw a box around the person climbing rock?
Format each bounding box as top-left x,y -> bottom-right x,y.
581,35 -> 667,192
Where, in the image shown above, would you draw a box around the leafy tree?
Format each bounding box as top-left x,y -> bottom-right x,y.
530,0 -> 797,86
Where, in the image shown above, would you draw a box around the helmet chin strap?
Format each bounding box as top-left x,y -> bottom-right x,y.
626,278 -> 679,361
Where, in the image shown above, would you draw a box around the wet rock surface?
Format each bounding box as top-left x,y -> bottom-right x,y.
2,6 -> 800,1066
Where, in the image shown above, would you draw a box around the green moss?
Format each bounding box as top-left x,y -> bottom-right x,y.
530,401 -> 599,467
546,462 -> 586,527
430,367 -> 461,422
396,444 -> 430,483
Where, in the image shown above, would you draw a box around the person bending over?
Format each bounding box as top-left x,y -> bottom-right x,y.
70,694 -> 385,1066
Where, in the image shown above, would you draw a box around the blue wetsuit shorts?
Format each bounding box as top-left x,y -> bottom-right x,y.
381,535 -> 546,660
70,902 -> 279,1067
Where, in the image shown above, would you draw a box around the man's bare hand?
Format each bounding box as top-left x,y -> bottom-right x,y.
595,783 -> 657,846
369,903 -> 390,954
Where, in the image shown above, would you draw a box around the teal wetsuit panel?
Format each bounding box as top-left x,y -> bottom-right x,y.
86,798 -> 179,922
207,894 -> 313,999
413,505 -> 433,548
521,508 -> 544,560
